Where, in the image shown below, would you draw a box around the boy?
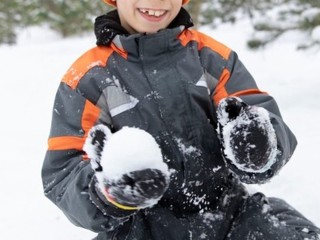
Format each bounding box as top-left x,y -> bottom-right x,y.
42,0 -> 320,239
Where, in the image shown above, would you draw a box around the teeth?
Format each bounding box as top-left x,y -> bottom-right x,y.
149,10 -> 155,16
154,11 -> 163,17
139,9 -> 166,17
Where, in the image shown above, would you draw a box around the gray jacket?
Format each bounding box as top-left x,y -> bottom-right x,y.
42,9 -> 297,240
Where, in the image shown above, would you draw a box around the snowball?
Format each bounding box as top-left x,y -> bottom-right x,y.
99,127 -> 169,181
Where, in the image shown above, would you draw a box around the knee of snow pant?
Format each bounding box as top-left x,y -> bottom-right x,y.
226,193 -> 320,240
268,197 -> 320,239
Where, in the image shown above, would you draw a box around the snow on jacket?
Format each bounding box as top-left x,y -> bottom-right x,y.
42,9 -> 297,239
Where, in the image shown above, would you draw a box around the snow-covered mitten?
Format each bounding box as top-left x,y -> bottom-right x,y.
217,97 -> 277,173
84,125 -> 170,213
104,168 -> 169,209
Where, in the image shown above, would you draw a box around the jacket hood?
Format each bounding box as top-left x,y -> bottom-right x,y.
94,8 -> 194,46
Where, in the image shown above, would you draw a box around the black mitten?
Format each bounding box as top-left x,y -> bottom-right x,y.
104,168 -> 169,208
84,124 -> 170,212
217,97 -> 277,172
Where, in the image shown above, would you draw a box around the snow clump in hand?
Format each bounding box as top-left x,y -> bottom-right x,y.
84,125 -> 170,208
98,127 -> 170,181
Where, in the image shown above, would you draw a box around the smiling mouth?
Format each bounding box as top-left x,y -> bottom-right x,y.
138,8 -> 167,17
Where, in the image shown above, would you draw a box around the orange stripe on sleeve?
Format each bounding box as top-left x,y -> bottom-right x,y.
213,68 -> 230,105
82,100 -> 101,137
179,30 -> 267,107
213,86 -> 268,106
178,29 -> 231,60
48,136 -> 85,151
62,46 -> 114,89
48,100 -> 101,153
231,89 -> 268,97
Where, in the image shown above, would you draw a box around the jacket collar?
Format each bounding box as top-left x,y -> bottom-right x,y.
112,26 -> 186,60
94,8 -> 194,47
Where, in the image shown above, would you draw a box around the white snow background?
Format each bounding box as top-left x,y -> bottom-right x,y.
0,19 -> 319,239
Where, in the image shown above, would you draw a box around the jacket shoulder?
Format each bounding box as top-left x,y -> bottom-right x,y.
179,29 -> 231,60
62,46 -> 114,89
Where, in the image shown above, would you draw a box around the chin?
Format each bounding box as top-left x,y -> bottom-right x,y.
144,30 -> 161,34
142,26 -> 166,34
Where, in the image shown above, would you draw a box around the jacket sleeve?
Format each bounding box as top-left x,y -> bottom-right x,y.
41,82 -> 129,233
198,34 -> 297,183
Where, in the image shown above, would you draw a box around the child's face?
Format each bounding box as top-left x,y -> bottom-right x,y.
114,0 -> 183,34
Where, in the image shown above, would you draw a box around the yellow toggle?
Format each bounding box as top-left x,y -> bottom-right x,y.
105,193 -> 139,211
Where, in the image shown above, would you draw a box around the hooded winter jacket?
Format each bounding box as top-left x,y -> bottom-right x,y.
42,8 -> 303,240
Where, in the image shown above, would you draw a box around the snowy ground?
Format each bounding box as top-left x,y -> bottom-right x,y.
0,21 -> 319,239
